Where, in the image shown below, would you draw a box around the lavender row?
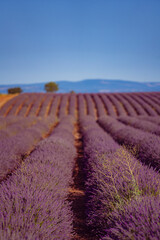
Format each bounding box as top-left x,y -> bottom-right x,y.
102,195 -> 160,240
78,94 -> 87,119
80,116 -> 160,239
0,96 -> 18,116
100,94 -> 117,117
98,116 -> 160,170
0,116 -> 76,239
118,116 -> 160,136
7,94 -> 28,116
0,116 -> 28,129
92,94 -> 106,117
37,95 -> 53,117
27,94 -> 46,117
58,94 -> 69,119
68,93 -> 77,117
84,94 -> 96,118
0,117 -> 55,182
113,93 -> 137,116
0,116 -> 38,140
135,93 -> 160,115
131,94 -> 158,116
48,95 -> 60,117
18,94 -> 37,117
137,115 -> 160,125
107,94 -> 127,116
122,94 -> 148,116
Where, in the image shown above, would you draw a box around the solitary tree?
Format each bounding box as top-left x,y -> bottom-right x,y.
8,87 -> 22,94
44,82 -> 59,92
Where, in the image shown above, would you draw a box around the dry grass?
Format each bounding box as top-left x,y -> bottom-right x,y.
0,94 -> 18,108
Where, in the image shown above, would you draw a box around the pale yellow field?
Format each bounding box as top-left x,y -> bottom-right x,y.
0,94 -> 18,108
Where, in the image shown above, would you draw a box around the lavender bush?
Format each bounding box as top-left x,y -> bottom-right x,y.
100,94 -> 117,117
92,94 -> 106,117
131,94 -> 157,116
113,93 -> 137,117
0,116 -> 76,239
27,94 -> 45,117
68,93 -> 76,118
118,115 -> 160,135
98,116 -> 160,170
102,196 -> 160,240
136,93 -> 160,115
58,94 -> 69,119
18,94 -> 37,117
48,95 -> 60,117
85,94 -> 96,118
37,94 -> 53,117
122,94 -> 148,116
78,94 -> 87,119
107,94 -> 127,116
0,117 -> 56,181
80,115 -> 160,239
137,115 -> 160,125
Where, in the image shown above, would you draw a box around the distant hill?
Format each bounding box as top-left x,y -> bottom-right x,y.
0,79 -> 160,93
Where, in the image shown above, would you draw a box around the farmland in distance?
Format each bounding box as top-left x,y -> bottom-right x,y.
0,92 -> 160,240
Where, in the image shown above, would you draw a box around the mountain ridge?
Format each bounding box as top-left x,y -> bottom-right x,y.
0,79 -> 160,93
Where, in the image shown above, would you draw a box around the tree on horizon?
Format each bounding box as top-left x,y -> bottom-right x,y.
44,82 -> 59,92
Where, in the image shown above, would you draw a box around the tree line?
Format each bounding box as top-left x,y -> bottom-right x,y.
7,82 -> 59,94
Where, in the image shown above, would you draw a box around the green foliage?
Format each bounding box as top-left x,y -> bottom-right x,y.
44,82 -> 59,92
70,90 -> 75,94
7,87 -> 22,94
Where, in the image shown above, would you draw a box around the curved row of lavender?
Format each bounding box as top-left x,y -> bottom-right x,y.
80,115 -> 160,239
137,115 -> 160,125
134,93 -> 160,115
0,116 -> 56,182
1,92 -> 160,118
0,115 -> 76,239
118,115 -> 160,136
98,116 -> 160,171
0,116 -> 38,140
92,94 -> 106,117
85,94 -> 96,118
112,93 -> 137,117
68,93 -> 76,117
58,94 -> 69,119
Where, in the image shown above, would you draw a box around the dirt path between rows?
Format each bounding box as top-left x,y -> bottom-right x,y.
68,122 -> 94,240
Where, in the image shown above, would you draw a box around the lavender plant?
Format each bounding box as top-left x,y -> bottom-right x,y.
118,115 -> 160,136
68,93 -> 76,118
107,94 -> 127,116
98,116 -> 160,170
131,94 -> 157,116
78,94 -> 87,120
0,117 -> 56,182
92,94 -> 106,117
113,93 -> 137,117
122,94 -> 148,116
102,196 -> 160,240
0,116 -> 76,239
100,94 -> 117,117
48,95 -> 61,117
80,116 -> 160,239
85,94 -> 96,118
37,94 -> 53,117
58,94 -> 69,119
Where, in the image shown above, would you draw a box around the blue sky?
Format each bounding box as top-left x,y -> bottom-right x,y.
0,0 -> 160,84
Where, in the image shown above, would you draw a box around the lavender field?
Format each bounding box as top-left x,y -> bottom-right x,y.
0,92 -> 160,240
